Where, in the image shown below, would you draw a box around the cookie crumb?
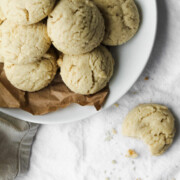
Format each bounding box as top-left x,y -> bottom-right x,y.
114,103 -> 119,107
126,149 -> 138,158
112,128 -> 117,134
105,131 -> 113,141
112,160 -> 117,164
144,76 -> 149,80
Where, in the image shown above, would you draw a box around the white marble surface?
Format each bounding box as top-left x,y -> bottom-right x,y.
17,0 -> 180,180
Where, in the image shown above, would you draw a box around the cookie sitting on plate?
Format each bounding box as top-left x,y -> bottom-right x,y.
93,0 -> 140,46
58,45 -> 114,95
1,0 -> 56,25
1,21 -> 51,64
47,0 -> 105,55
4,49 -> 58,92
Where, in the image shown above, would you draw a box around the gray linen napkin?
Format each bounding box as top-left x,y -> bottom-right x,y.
0,112 -> 39,180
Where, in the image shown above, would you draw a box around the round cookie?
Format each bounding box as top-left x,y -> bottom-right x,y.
93,0 -> 140,46
48,0 -> 105,55
4,49 -> 58,92
1,21 -> 51,64
122,104 -> 176,156
1,0 -> 56,25
60,45 -> 114,95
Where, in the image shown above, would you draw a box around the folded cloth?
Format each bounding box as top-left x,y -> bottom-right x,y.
0,112 -> 39,180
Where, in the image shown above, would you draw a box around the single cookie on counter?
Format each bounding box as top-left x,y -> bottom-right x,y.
4,49 -> 58,92
122,104 -> 176,156
93,0 -> 140,46
48,0 -> 105,55
1,21 -> 51,64
1,0 -> 56,25
59,45 -> 114,95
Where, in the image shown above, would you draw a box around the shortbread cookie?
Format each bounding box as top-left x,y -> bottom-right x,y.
93,0 -> 140,45
122,104 -> 175,156
48,0 -> 105,55
60,45 -> 114,95
4,49 -> 58,92
1,21 -> 51,64
1,0 -> 56,25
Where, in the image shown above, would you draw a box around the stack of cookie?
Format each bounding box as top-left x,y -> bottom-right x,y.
49,0 -> 139,95
0,0 -> 140,95
0,0 -> 58,92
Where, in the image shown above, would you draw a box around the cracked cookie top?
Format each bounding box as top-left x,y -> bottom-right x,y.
122,104 -> 176,156
4,48 -> 58,92
93,0 -> 140,45
1,0 -> 56,25
47,0 -> 105,55
59,45 -> 114,95
1,21 -> 51,64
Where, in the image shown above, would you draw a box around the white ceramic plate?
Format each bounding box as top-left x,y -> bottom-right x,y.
0,0 -> 157,124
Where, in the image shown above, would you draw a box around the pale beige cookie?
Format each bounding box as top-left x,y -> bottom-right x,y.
122,104 -> 175,156
93,0 -> 140,46
1,21 -> 51,64
4,49 -> 58,92
60,45 -> 114,95
1,0 -> 56,25
48,0 -> 105,55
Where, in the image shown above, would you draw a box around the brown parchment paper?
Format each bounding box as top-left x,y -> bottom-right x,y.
0,64 -> 109,115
